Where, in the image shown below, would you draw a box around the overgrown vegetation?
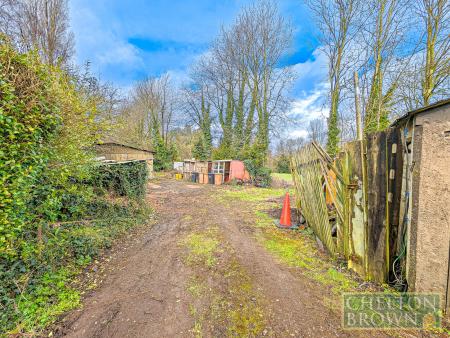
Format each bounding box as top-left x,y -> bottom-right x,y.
0,39 -> 150,335
243,159 -> 272,188
275,154 -> 291,173
92,161 -> 148,198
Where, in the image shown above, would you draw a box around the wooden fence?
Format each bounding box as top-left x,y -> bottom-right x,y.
291,129 -> 404,283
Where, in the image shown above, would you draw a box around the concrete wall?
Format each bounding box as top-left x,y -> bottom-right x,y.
96,144 -> 154,178
407,104 -> 450,309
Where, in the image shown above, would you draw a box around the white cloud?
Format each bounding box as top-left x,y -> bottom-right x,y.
166,69 -> 192,88
70,4 -> 144,83
289,129 -> 309,138
286,49 -> 329,140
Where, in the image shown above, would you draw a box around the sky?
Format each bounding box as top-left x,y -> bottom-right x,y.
69,0 -> 329,139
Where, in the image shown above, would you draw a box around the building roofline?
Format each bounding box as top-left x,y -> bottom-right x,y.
391,98 -> 450,127
97,141 -> 154,153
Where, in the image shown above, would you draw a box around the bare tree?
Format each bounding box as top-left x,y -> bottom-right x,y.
306,0 -> 362,156
116,74 -> 178,148
307,118 -> 327,145
188,0 -> 294,163
358,0 -> 409,133
418,0 -> 450,105
0,0 -> 74,66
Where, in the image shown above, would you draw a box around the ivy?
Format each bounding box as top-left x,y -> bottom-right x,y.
0,39 -> 151,335
91,161 -> 148,199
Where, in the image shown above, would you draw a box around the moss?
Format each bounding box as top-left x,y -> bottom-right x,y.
182,229 -> 220,267
183,228 -> 266,337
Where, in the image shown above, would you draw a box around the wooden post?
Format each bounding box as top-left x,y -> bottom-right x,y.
354,71 -> 363,141
354,71 -> 369,278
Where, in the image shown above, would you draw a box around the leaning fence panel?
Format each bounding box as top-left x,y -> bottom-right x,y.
291,144 -> 336,255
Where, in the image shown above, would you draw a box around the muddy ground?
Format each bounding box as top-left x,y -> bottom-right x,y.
53,179 -> 428,338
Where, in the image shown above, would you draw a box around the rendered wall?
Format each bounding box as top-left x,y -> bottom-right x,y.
407,104 -> 450,309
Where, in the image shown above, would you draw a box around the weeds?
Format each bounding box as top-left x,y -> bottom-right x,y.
182,228 -> 266,337
183,229 -> 220,267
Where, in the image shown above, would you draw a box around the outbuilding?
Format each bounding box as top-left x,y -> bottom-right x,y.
95,141 -> 154,178
391,98 -> 450,309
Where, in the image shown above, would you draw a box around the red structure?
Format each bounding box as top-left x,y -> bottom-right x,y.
209,160 -> 250,184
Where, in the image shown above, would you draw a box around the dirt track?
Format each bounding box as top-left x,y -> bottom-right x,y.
56,179 -> 391,337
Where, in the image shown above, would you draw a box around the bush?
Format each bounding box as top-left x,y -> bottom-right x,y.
275,154 -> 291,174
0,39 -> 151,334
0,40 -> 60,260
244,159 -> 272,188
91,161 -> 148,199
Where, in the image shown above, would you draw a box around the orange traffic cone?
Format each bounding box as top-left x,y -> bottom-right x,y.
279,192 -> 292,227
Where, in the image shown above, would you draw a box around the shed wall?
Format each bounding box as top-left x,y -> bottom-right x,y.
407,105 -> 450,308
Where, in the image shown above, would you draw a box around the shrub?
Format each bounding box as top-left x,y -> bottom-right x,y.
0,39 -> 151,335
244,159 -> 272,188
0,40 -> 60,260
275,154 -> 291,174
91,160 -> 148,199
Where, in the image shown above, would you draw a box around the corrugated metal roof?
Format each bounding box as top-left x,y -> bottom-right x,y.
391,98 -> 450,127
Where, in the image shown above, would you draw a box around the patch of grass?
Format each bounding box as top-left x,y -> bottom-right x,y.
254,210 -> 274,228
209,260 -> 266,337
191,320 -> 203,338
183,229 -> 220,267
14,268 -> 80,334
271,173 -> 293,183
187,277 -> 206,298
182,228 -> 266,337
311,267 -> 358,294
257,225 -> 357,294
227,271 -> 265,336
222,186 -> 287,202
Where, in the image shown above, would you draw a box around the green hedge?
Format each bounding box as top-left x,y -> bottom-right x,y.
0,40 -> 60,260
0,40 -> 151,334
91,160 -> 148,199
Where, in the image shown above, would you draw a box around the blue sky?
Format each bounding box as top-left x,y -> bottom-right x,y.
70,0 -> 329,138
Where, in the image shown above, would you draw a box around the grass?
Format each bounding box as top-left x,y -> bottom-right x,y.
187,277 -> 206,298
271,173 -> 293,183
254,210 -> 274,228
183,229 -> 220,267
209,259 -> 266,337
259,222 -> 358,294
218,185 -> 359,296
221,186 -> 286,202
182,228 -> 266,337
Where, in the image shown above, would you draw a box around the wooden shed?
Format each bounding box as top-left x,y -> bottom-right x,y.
95,141 -> 154,178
